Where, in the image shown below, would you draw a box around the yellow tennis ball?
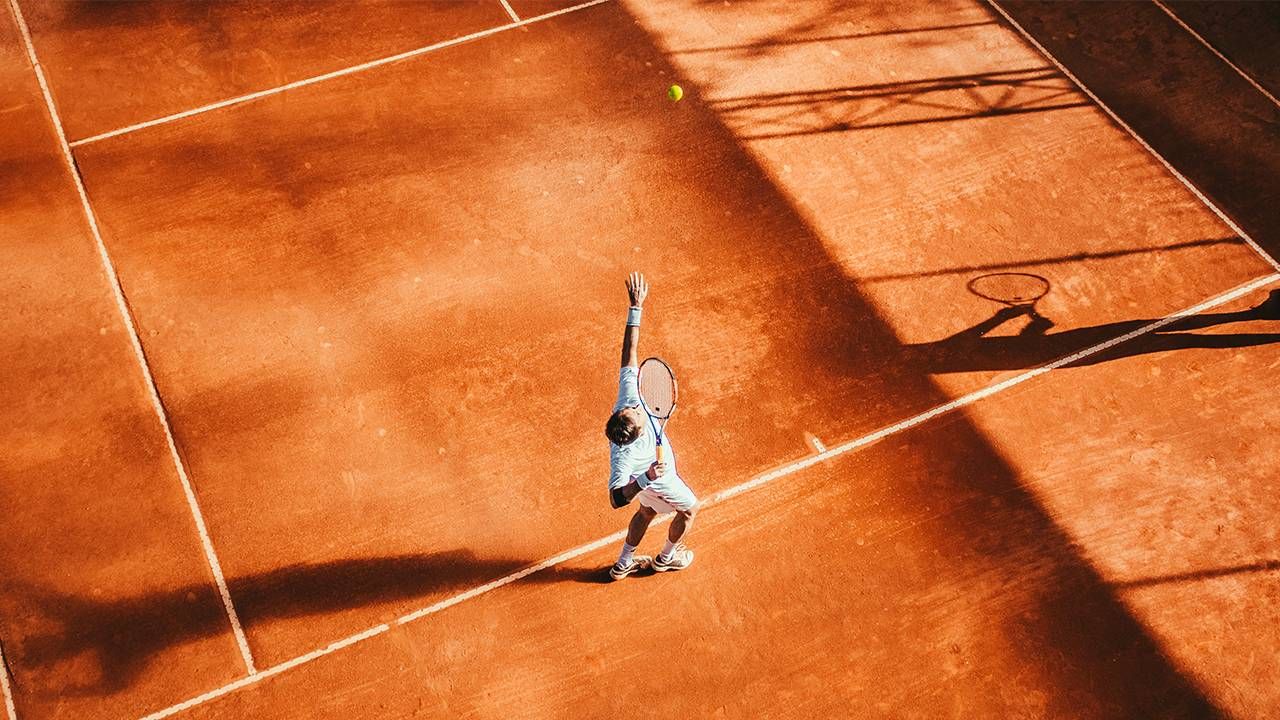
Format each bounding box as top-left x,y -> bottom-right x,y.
667,84 -> 684,102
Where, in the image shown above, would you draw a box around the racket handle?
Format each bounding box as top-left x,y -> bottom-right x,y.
656,443 -> 667,464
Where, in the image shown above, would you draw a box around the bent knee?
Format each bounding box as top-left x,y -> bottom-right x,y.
677,502 -> 699,519
636,503 -> 658,518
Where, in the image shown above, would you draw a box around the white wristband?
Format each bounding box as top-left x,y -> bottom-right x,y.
626,306 -> 642,326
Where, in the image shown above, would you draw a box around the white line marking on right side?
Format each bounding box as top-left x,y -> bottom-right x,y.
1153,0 -> 1280,110
5,0 -> 257,676
712,273 -> 1276,504
137,271 -> 1278,720
0,639 -> 17,720
986,0 -> 1280,275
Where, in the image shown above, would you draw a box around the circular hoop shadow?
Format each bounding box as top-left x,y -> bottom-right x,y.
966,272 -> 1051,306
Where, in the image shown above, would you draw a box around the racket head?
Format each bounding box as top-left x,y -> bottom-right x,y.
638,357 -> 677,420
966,272 -> 1050,307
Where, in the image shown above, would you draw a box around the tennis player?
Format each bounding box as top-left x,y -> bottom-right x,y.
604,272 -> 697,580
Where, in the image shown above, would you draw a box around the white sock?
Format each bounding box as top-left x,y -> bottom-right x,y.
659,539 -> 678,560
618,543 -> 637,565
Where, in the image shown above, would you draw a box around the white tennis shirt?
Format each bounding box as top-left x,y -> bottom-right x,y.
608,365 -> 677,490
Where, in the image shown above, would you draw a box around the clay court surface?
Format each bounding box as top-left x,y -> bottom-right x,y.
2,1 -> 1278,718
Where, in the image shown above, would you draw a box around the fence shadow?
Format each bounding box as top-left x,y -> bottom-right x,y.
706,67 -> 1089,139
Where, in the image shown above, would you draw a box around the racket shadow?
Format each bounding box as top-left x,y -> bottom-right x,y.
910,284 -> 1280,373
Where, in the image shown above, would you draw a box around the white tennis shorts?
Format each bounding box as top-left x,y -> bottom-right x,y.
636,473 -> 697,513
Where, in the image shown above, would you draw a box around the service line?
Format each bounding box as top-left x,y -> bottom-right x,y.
70,0 -> 610,147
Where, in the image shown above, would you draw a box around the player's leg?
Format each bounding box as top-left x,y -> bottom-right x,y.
666,504 -> 696,548
627,503 -> 658,547
610,503 -> 657,581
651,475 -> 698,573
653,506 -> 697,571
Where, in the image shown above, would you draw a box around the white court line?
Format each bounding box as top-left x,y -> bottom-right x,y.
498,0 -> 521,23
709,273 -> 1276,505
6,0 -> 257,676
69,0 -> 609,147
0,640 -> 17,720
1152,0 -> 1280,110
138,271 -> 1278,720
139,624 -> 392,720
986,0 -> 1280,275
140,529 -> 635,720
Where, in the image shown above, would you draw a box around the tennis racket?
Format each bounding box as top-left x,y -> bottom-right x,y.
638,357 -> 677,464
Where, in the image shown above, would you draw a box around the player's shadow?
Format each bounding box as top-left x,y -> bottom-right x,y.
6,551 -> 599,697
908,289 -> 1280,373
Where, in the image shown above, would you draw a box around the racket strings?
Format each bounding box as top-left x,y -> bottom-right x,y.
638,363 -> 676,418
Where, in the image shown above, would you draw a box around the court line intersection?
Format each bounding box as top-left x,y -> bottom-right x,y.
68,0 -> 612,148
7,0 -> 258,676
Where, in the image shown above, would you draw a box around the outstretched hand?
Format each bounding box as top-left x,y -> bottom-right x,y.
627,271 -> 648,307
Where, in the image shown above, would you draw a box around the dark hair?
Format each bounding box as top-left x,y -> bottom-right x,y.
605,409 -> 641,445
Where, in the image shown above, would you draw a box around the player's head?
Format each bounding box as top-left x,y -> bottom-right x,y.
605,405 -> 644,445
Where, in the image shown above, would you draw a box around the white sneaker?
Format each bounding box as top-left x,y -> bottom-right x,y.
609,555 -> 652,581
652,545 -> 694,572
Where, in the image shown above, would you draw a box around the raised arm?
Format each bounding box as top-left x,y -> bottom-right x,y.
621,271 -> 647,368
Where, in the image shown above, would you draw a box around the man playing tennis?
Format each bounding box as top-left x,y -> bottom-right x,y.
604,272 -> 697,581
